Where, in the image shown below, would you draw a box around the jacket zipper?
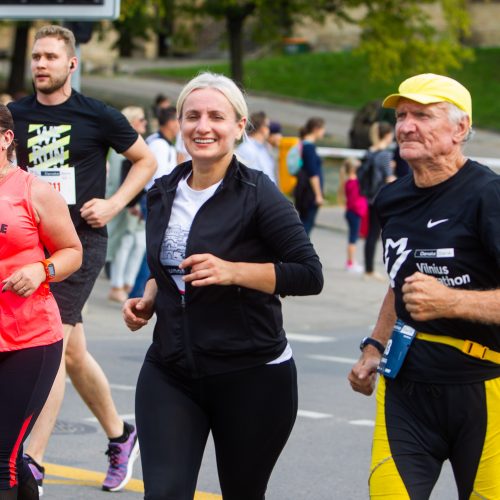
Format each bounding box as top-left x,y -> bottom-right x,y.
180,182 -> 226,376
155,164 -> 237,377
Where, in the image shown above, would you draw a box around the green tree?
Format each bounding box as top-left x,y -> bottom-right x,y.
153,0 -> 176,57
112,0 -> 152,57
176,0 -> 473,85
352,0 -> 473,81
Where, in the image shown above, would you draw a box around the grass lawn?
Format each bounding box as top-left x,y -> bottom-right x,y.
140,47 -> 500,131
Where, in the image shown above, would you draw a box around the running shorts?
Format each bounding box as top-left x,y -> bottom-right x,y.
369,375 -> 500,500
50,230 -> 107,325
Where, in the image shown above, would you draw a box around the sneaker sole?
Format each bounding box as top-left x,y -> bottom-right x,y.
102,438 -> 140,492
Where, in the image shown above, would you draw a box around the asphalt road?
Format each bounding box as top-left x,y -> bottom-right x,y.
32,224 -> 458,499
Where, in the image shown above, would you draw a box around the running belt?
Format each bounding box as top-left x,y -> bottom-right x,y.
416,332 -> 500,365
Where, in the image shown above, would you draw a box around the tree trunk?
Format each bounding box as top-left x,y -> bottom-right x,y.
226,14 -> 245,88
157,0 -> 175,57
8,22 -> 31,96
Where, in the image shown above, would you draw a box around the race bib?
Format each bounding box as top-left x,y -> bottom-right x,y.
31,167 -> 76,205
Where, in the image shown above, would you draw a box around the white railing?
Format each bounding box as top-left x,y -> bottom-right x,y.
317,147 -> 500,174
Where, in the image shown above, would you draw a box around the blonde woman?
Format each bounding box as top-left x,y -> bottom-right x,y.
123,72 -> 323,499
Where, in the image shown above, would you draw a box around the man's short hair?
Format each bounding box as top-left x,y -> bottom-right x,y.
158,106 -> 178,126
34,25 -> 76,58
248,111 -> 268,134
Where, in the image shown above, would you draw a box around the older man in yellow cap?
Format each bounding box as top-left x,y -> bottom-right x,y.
348,73 -> 500,499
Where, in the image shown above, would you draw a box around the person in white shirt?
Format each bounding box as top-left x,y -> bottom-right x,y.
146,106 -> 179,189
237,111 -> 277,184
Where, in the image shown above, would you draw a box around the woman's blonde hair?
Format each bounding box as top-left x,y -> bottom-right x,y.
176,72 -> 248,122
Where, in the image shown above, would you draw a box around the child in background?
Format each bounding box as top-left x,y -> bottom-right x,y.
343,157 -> 368,273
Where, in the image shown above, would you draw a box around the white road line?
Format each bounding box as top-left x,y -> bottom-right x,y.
297,409 -> 332,419
348,419 -> 375,426
85,413 -> 136,423
287,333 -> 335,343
308,354 -> 358,364
109,383 -> 136,391
68,379 -> 137,391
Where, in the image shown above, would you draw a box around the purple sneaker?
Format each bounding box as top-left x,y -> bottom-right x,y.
102,426 -> 140,492
23,454 -> 45,497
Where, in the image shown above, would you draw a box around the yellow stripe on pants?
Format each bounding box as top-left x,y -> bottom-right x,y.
471,377 -> 500,499
369,377 -> 409,499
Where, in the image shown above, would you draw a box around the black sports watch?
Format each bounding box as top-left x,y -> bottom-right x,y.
359,336 -> 385,355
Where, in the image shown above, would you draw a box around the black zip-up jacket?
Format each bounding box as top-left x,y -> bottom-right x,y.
146,156 -> 323,377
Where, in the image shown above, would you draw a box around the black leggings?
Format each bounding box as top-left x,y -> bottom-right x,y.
364,205 -> 381,273
136,350 -> 298,500
0,341 -> 62,498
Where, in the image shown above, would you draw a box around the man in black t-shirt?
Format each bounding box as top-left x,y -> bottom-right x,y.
348,74 -> 500,498
8,25 -> 156,494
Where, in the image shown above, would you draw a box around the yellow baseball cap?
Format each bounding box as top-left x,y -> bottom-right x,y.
382,73 -> 472,124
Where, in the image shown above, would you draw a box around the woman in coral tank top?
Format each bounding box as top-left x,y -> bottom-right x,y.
0,104 -> 82,499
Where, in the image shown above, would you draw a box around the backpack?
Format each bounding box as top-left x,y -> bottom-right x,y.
357,151 -> 384,200
286,141 -> 303,175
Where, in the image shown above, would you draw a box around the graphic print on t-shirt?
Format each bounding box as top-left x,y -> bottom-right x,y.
27,124 -> 71,168
161,223 -> 190,291
26,124 -> 76,204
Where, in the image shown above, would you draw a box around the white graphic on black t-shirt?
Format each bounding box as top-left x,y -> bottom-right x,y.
385,238 -> 471,288
384,237 -> 412,287
28,124 -> 71,168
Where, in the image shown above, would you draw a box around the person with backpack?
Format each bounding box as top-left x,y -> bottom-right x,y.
292,117 -> 326,235
360,121 -> 396,280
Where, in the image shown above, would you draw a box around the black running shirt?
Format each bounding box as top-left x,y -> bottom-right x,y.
376,160 -> 500,383
8,91 -> 138,235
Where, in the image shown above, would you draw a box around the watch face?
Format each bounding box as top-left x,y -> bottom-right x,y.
47,262 -> 56,278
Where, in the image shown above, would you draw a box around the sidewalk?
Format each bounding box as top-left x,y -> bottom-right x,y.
315,204 -> 346,233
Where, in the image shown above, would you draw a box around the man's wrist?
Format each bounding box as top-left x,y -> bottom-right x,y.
359,336 -> 385,355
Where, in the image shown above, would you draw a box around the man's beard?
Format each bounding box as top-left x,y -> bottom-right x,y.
34,73 -> 68,95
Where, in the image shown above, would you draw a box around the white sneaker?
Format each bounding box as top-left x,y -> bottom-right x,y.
345,263 -> 363,273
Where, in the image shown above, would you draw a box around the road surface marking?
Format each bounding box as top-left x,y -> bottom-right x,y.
308,354 -> 358,364
287,333 -> 335,343
297,410 -> 332,419
349,419 -> 375,426
44,463 -> 221,498
84,413 -> 135,423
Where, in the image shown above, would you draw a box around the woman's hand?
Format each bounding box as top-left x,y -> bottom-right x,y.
122,297 -> 155,331
180,253 -> 236,287
1,262 -> 46,297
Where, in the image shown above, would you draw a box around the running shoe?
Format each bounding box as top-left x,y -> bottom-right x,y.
345,262 -> 363,273
23,454 -> 45,497
102,425 -> 140,492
